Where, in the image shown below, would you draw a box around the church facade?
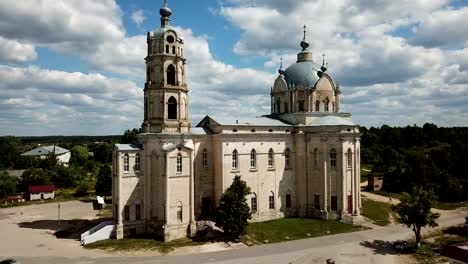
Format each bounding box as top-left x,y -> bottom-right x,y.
113,1 -> 362,241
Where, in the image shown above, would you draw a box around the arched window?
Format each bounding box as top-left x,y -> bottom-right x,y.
123,154 -> 129,173
167,64 -> 176,85
250,149 -> 256,169
144,97 -> 148,119
232,149 -> 238,170
176,153 -> 182,173
315,100 -> 320,111
165,45 -> 169,53
268,148 -> 274,167
284,102 -> 288,113
313,148 -> 319,166
285,148 -> 291,168
251,193 -> 257,212
176,201 -> 182,222
172,46 -> 176,54
135,153 -> 141,172
269,191 -> 275,209
167,96 -> 177,120
276,98 -> 281,114
329,148 -> 337,167
324,97 -> 330,112
298,100 -> 304,111
347,148 -> 352,167
202,149 -> 208,167
286,190 -> 291,208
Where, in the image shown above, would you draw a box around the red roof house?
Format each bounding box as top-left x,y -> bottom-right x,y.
28,184 -> 56,200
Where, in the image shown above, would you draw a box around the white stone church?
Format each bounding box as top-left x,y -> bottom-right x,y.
113,1 -> 362,241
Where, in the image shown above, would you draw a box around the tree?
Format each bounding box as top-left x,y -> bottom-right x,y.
214,175 -> 251,239
392,187 -> 440,247
70,145 -> 89,166
121,128 -> 141,144
18,168 -> 50,192
0,171 -> 17,198
95,165 -> 112,198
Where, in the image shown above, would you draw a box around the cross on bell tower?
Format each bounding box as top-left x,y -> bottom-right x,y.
142,0 -> 190,133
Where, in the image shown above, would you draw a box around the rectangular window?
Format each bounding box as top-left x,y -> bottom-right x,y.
176,154 -> 182,173
124,205 -> 130,221
286,194 -> 291,208
123,154 -> 129,173
135,204 -> 141,220
330,152 -> 337,167
232,151 -> 238,170
314,195 -> 320,209
331,196 -> 338,211
202,149 -> 208,167
269,195 -> 275,209
251,196 -> 257,212
135,154 -> 141,172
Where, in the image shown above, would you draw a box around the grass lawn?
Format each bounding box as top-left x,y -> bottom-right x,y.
361,199 -> 392,226
84,237 -> 204,253
245,218 -> 364,244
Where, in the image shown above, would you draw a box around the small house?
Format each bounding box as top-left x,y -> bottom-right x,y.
367,173 -> 384,191
21,145 -> 71,167
28,184 -> 56,200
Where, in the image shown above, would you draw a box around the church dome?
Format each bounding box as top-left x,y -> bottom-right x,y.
282,60 -> 320,88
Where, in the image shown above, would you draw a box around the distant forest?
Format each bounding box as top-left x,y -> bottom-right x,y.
361,124 -> 468,202
1,126 -> 467,202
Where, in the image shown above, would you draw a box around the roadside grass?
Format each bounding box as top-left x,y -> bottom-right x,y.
433,201 -> 468,210
84,237 -> 204,253
245,218 -> 364,244
404,225 -> 467,264
0,188 -> 96,208
361,199 -> 391,226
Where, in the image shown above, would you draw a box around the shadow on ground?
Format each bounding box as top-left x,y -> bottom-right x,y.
359,240 -> 399,255
18,218 -> 112,240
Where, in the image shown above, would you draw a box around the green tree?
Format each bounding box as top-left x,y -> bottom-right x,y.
95,165 -> 112,198
70,145 -> 89,166
121,128 -> 141,144
0,171 -> 17,198
392,187 -> 440,247
214,175 -> 251,239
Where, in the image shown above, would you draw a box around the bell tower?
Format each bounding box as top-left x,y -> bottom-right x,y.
143,0 -> 190,133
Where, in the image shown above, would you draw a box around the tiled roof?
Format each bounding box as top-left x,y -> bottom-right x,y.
28,184 -> 56,193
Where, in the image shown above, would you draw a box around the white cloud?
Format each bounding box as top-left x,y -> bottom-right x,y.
131,10 -> 146,26
0,65 -> 142,136
410,6 -> 468,48
0,37 -> 37,63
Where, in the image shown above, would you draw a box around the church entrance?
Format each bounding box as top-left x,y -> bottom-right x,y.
347,195 -> 353,214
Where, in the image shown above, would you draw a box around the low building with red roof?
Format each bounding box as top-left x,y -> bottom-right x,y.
28,184 -> 56,201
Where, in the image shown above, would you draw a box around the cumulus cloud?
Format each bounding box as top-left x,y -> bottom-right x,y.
0,65 -> 142,136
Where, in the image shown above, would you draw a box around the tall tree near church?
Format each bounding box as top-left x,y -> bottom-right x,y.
95,165 -> 112,198
392,187 -> 440,247
214,175 -> 252,239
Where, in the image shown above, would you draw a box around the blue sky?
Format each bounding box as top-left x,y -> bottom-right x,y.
0,0 -> 467,136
